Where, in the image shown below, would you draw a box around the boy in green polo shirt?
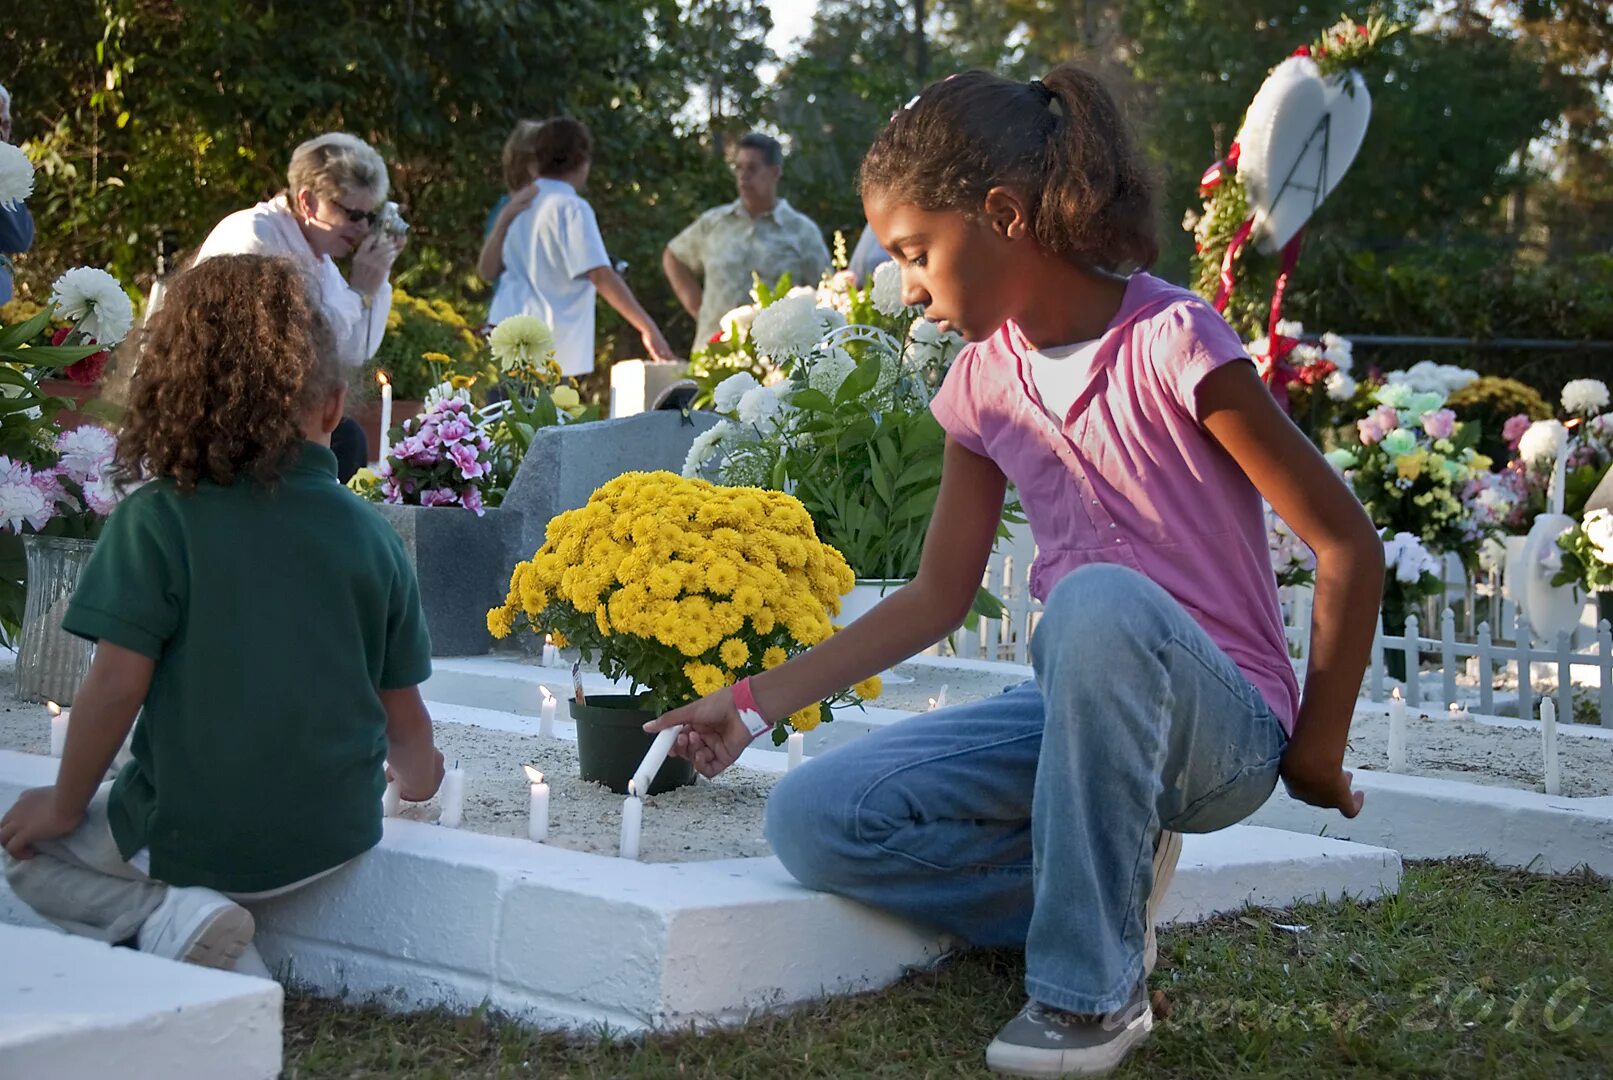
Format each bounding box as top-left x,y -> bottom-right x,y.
1,255 -> 444,974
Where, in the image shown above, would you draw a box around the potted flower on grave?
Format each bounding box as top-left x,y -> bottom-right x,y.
682,259 -> 1012,642
485,470 -> 880,794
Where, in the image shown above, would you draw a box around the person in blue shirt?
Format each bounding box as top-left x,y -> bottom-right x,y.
0,84 -> 34,306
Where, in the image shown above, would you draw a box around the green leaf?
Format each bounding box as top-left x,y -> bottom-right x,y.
789,388 -> 835,414
891,487 -> 939,523
834,357 -> 881,405
0,308 -> 58,352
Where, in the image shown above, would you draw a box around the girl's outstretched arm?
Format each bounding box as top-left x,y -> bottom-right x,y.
1197,361 -> 1383,819
647,438 -> 1007,777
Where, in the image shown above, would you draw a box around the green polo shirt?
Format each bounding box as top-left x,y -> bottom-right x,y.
63,442 -> 432,893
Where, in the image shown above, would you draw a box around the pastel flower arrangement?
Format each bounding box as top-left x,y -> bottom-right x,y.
368,387 -> 500,515
486,470 -> 878,733
1325,383 -> 1491,562
1553,508 -> 1613,594
0,426 -> 121,537
1266,504 -> 1315,588
1380,529 -> 1447,628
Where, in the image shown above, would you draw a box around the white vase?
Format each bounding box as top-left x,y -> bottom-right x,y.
1502,535 -> 1530,603
836,579 -> 914,684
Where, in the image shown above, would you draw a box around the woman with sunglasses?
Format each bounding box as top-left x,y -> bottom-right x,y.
192,133 -> 404,478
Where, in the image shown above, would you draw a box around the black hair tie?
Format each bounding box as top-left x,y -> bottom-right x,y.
1029,78 -> 1063,117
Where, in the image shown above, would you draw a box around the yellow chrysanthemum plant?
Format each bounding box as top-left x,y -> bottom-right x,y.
487,470 -> 882,742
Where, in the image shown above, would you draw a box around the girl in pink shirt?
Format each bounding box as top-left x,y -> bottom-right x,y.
652,64 -> 1382,1077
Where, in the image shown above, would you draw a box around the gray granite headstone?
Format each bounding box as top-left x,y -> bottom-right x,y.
502,409 -> 719,564
376,503 -> 518,656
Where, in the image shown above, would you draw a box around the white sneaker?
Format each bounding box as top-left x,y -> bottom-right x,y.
232,942 -> 275,980
136,886 -> 254,969
1143,829 -> 1182,975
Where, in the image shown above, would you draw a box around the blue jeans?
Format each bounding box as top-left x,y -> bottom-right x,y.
765,564 -> 1289,1014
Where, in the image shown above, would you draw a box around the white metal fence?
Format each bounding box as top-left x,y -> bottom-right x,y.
946,529 -> 1613,729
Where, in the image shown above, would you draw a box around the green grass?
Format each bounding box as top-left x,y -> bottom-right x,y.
282,860 -> 1612,1078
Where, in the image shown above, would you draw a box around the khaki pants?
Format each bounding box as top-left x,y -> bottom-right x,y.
5,783 -> 343,945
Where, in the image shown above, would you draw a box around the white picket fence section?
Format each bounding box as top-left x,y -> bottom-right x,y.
946,527 -> 1613,729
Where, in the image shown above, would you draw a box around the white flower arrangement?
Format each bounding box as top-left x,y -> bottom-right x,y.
1518,419 -> 1568,467
681,419 -> 734,479
1324,370 -> 1357,402
1561,378 -> 1610,417
736,382 -> 787,429
1384,360 -> 1479,397
488,314 -> 555,371
1320,332 -> 1353,372
1382,531 -> 1443,585
717,304 -> 759,342
0,142 -> 34,209
49,267 -> 134,347
1583,508 -> 1613,566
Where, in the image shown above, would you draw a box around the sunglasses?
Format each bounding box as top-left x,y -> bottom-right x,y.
325,200 -> 379,227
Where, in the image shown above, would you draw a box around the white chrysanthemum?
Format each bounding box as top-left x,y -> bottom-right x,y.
718,304 -> 759,341
750,294 -> 826,359
737,384 -> 785,428
1324,371 -> 1358,402
713,371 -> 760,413
1519,419 -> 1568,467
0,475 -> 53,533
681,420 -> 733,478
1562,378 -> 1610,416
1274,319 -> 1306,339
489,314 -> 555,371
1321,332 -> 1353,371
49,267 -> 134,346
870,261 -> 914,317
0,142 -> 34,209
807,347 -> 857,398
54,427 -> 117,486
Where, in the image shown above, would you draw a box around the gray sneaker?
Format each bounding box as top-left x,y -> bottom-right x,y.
985,984 -> 1153,1078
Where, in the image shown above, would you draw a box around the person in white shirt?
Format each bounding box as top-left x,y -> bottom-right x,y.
487,118 -> 675,375
193,133 -> 404,477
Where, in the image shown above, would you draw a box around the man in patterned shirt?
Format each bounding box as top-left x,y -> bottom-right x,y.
662,133 -> 831,350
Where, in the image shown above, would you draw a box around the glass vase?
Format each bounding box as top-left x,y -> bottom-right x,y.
15,535 -> 97,705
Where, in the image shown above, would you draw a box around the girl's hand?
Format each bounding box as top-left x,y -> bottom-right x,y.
0,787 -> 83,859
1279,740 -> 1364,818
646,688 -> 754,778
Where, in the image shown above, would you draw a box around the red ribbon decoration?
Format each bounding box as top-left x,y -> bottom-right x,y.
1266,226 -> 1308,344
1211,217 -> 1256,313
1199,141 -> 1242,191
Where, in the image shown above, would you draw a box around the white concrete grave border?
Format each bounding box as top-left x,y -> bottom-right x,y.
0,748 -> 1400,1033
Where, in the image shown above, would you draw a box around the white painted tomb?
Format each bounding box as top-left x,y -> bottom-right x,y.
0,922 -> 281,1079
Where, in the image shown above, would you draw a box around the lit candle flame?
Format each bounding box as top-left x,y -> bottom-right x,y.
541,686 -> 554,704
1391,688 -> 1403,702
523,765 -> 544,785
545,633 -> 553,646
376,371 -> 390,387
45,701 -> 60,718
628,779 -> 638,797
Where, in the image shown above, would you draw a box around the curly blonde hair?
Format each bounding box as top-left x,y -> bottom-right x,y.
114,256 -> 346,492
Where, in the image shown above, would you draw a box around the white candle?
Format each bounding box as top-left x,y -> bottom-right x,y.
631,724 -> 683,797
541,633 -> 558,668
619,780 -> 643,860
934,684 -> 948,711
1541,698 -> 1560,795
539,686 -> 557,739
1387,689 -> 1407,773
786,731 -> 804,770
523,765 -> 549,843
438,762 -> 465,829
377,371 -> 394,461
1550,427 -> 1568,517
46,701 -> 68,758
381,775 -> 402,817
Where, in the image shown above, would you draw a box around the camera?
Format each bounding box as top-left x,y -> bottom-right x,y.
376,201 -> 410,241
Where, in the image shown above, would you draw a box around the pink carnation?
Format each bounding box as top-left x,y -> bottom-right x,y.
1356,405 -> 1400,446
437,418 -> 473,444
1502,413 -> 1532,450
1421,408 -> 1456,440
448,443 -> 485,480
421,488 -> 458,507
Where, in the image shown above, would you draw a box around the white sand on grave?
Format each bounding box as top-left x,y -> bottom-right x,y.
2,651 -> 1608,867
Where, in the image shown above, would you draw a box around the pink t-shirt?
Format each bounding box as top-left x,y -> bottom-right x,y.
930,272 -> 1299,732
